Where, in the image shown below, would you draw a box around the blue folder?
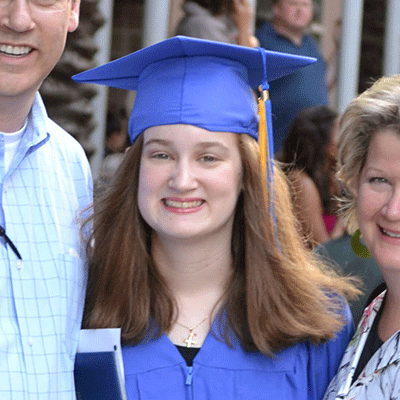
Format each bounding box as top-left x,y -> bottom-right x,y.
74,329 -> 127,400
75,351 -> 125,400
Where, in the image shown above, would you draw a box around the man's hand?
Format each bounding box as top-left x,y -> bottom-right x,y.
231,0 -> 259,47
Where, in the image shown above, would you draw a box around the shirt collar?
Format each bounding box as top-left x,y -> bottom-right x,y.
26,92 -> 49,146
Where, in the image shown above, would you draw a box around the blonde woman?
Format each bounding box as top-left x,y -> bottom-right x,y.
324,75 -> 400,399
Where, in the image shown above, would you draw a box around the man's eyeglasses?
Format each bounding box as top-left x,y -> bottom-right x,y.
0,0 -> 68,13
0,226 -> 22,260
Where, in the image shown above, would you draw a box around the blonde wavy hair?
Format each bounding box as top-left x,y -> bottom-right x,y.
337,75 -> 400,232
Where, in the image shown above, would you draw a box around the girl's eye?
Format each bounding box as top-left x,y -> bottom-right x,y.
152,153 -> 170,159
200,155 -> 217,162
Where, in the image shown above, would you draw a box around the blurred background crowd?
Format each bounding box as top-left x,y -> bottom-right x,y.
44,0 -> 399,180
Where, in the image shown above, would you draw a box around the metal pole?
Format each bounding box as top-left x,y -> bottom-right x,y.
248,0 -> 257,32
126,0 -> 171,116
383,0 -> 400,76
89,0 -> 115,179
336,0 -> 364,112
142,0 -> 171,48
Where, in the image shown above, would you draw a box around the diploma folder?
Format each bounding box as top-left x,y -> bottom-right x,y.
74,328 -> 127,400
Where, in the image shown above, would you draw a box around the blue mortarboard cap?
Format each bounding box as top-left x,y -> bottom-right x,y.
73,36 -> 316,144
74,36 -> 316,242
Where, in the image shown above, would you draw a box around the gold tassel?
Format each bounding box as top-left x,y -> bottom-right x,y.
257,89 -> 270,208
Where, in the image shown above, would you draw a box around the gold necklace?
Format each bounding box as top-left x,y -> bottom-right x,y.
176,316 -> 209,348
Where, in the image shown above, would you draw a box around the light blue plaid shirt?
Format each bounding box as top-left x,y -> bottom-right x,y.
0,93 -> 93,399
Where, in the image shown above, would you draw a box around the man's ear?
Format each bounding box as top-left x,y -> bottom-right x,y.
68,0 -> 81,33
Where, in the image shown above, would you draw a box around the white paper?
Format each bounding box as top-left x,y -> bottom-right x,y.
78,328 -> 121,353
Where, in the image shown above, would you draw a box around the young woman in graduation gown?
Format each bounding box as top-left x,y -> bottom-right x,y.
74,36 -> 358,400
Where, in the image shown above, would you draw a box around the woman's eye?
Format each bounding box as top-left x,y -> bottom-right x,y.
369,177 -> 388,184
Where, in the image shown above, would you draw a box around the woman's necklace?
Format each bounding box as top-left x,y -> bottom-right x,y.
176,316 -> 209,348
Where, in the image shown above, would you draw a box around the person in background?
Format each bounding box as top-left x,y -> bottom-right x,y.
175,0 -> 259,47
324,75 -> 400,399
105,109 -> 129,156
96,109 -> 130,198
256,0 -> 328,154
74,36 -> 358,400
0,0 -> 92,398
282,106 -> 345,248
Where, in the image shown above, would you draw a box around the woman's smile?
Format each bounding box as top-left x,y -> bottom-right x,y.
162,198 -> 205,213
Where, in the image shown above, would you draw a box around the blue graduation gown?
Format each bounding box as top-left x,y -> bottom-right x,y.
122,308 -> 353,400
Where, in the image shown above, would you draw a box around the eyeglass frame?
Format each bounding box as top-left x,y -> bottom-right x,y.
0,0 -> 70,13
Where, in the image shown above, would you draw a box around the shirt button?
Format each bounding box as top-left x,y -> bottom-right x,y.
16,260 -> 23,269
27,337 -> 34,346
69,247 -> 79,258
3,183 -> 7,192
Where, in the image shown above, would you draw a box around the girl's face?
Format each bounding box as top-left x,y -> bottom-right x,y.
357,128 -> 400,273
138,124 -> 243,243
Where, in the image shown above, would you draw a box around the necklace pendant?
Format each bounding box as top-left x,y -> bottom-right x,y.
183,331 -> 198,348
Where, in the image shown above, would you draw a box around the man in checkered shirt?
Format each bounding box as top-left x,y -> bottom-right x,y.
0,0 -> 92,398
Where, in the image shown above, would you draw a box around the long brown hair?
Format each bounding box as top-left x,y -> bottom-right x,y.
83,132 -> 358,355
282,106 -> 339,214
